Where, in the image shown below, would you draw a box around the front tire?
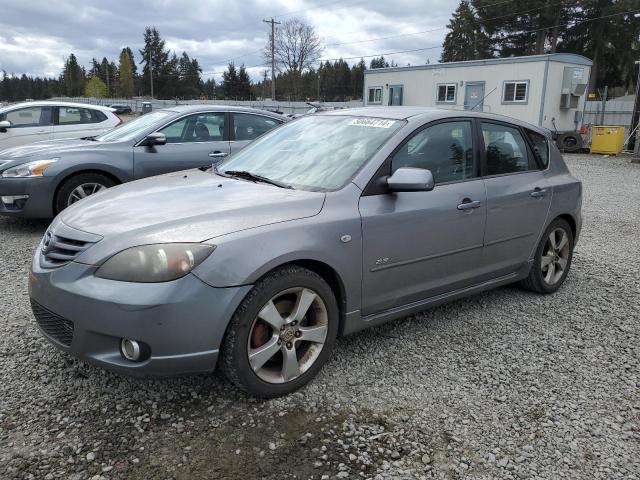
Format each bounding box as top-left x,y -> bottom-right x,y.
54,173 -> 115,215
220,265 -> 339,398
521,218 -> 574,294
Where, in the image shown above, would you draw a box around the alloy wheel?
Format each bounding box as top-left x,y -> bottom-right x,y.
541,228 -> 570,285
67,183 -> 106,206
247,287 -> 328,384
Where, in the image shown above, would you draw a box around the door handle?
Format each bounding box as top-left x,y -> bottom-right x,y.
530,187 -> 547,198
209,151 -> 228,158
457,199 -> 481,210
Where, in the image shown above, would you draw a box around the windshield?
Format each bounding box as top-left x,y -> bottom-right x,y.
97,110 -> 173,142
219,115 -> 403,191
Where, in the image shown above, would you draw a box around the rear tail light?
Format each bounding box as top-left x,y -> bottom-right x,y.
115,115 -> 124,126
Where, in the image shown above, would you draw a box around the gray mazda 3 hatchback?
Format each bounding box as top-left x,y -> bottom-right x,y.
29,107 -> 582,397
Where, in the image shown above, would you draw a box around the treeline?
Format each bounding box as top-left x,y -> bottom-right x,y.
441,0 -> 640,95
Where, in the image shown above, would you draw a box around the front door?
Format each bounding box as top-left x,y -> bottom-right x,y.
0,105 -> 53,149
133,111 -> 230,178
388,85 -> 403,106
464,82 -> 485,111
359,120 -> 486,315
479,121 -> 552,276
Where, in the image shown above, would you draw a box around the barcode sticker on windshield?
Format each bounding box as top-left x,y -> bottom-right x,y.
348,118 -> 395,128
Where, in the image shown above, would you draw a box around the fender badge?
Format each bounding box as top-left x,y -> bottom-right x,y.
340,234 -> 352,243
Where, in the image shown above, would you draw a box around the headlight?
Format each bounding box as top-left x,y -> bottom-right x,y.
1,158 -> 58,178
95,243 -> 215,283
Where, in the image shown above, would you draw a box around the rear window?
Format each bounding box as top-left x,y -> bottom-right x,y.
525,129 -> 550,168
58,107 -> 105,125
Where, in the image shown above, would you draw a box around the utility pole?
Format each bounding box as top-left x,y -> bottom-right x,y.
630,60 -> 640,156
317,70 -> 320,101
263,18 -> 280,101
598,85 -> 608,125
148,50 -> 154,99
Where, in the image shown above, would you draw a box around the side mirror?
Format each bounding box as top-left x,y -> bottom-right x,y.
145,132 -> 166,146
387,167 -> 435,192
0,120 -> 11,132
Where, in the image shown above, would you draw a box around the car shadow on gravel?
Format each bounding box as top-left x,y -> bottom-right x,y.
0,216 -> 50,234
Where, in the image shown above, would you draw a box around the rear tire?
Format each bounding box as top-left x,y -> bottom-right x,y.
54,173 -> 115,215
220,265 -> 339,398
520,218 -> 574,294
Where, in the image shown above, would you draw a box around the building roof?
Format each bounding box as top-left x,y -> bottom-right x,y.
364,53 -> 592,75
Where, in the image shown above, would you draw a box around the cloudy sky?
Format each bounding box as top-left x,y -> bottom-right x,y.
0,0 -> 456,81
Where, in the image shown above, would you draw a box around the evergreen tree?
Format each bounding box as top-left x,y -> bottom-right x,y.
369,56 -> 390,69
118,48 -> 135,98
237,65 -> 253,100
62,54 -> 85,96
139,26 -> 170,97
441,0 -> 492,62
177,52 -> 202,99
222,63 -> 239,99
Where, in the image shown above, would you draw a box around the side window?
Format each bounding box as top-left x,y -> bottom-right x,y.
158,113 -> 225,144
481,122 -> 534,175
391,121 -> 474,184
233,113 -> 280,141
5,106 -> 52,128
525,129 -> 549,169
58,107 -> 104,125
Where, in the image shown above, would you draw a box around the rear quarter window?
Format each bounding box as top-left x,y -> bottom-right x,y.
525,129 -> 550,169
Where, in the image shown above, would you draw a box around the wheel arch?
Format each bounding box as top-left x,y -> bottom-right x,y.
554,213 -> 577,239
52,169 -> 123,212
257,259 -> 349,338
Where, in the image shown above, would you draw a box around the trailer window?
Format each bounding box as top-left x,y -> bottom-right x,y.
368,87 -> 382,105
503,81 -> 528,103
437,84 -> 456,103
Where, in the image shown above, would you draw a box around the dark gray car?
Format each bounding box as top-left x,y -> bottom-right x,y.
0,105 -> 286,217
29,107 -> 582,397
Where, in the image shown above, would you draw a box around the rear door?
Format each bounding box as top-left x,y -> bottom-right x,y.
0,105 -> 53,149
53,106 -> 110,139
230,113 -> 282,153
133,111 -> 230,178
480,121 -> 552,276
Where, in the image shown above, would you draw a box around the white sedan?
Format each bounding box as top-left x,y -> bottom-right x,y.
0,101 -> 122,150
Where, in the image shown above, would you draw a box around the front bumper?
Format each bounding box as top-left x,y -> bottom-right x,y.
0,176 -> 56,218
29,244 -> 252,376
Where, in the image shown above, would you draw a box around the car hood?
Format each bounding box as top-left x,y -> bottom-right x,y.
61,169 -> 325,264
0,138 -> 104,160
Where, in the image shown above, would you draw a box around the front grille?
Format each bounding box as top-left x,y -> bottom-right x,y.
40,229 -> 94,269
31,300 -> 74,347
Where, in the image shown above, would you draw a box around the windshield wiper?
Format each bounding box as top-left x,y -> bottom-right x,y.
80,136 -> 98,141
223,170 -> 293,189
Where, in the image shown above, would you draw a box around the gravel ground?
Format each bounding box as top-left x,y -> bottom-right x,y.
1,153 -> 639,480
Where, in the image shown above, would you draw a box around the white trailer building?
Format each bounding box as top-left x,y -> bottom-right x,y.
363,53 -> 591,150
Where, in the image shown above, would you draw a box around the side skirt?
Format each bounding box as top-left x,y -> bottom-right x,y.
342,262 -> 531,336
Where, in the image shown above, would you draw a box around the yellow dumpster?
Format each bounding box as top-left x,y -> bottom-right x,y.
591,125 -> 625,155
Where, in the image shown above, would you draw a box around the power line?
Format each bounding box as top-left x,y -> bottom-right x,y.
324,0 -> 580,48
316,8 -> 640,64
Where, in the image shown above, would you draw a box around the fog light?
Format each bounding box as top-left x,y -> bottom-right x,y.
120,338 -> 142,361
1,194 -> 29,206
